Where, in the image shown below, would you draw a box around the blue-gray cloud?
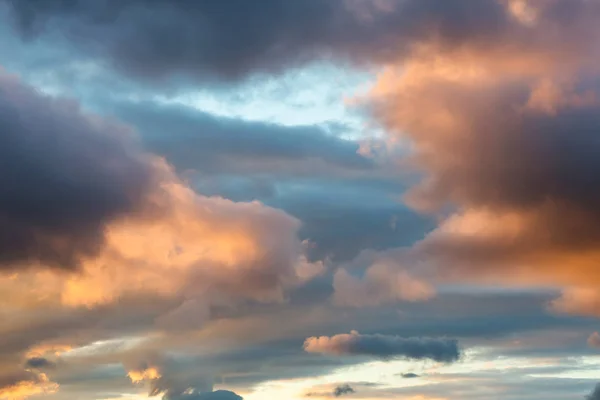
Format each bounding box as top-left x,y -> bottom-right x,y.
0,0 -> 517,83
304,331 -> 461,363
587,384 -> 600,400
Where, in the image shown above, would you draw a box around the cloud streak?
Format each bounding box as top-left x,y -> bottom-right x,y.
304,331 -> 460,363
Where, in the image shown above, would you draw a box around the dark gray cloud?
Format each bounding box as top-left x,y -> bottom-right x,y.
0,0 -> 528,83
0,71 -> 154,271
333,384 -> 355,397
166,390 -> 242,400
110,100 -> 373,175
24,357 -> 55,369
304,331 -> 461,363
400,372 -> 419,379
588,384 -> 600,400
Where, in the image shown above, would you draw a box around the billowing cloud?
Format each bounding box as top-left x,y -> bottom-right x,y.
304,331 -> 460,363
23,357 -> 54,370
0,70 -> 322,309
0,69 -> 154,271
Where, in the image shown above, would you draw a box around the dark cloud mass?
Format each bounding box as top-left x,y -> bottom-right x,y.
0,70 -> 154,270
1,0 -> 520,83
587,384 -> 600,400
304,331 -> 461,363
24,357 -> 54,369
400,372 -> 419,379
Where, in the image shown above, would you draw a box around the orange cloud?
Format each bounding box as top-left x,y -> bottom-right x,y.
350,0 -> 600,315
128,366 -> 161,384
0,372 -> 58,400
0,159 -> 323,310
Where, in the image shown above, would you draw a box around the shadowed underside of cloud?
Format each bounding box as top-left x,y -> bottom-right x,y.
1,0 -> 535,83
304,331 -> 460,363
0,69 -> 154,270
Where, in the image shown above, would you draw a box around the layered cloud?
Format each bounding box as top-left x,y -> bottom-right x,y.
304,331 -> 460,363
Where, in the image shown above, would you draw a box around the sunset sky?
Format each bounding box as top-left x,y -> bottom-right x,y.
1,1 -> 600,399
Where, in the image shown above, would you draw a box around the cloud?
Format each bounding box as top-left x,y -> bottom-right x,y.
587,384 -> 600,400
0,370 -> 58,400
333,384 -> 355,397
166,391 -> 242,400
111,100 -> 374,176
349,0 -> 600,302
332,261 -> 435,307
0,71 -> 322,309
550,289 -> 600,318
0,68 -> 154,271
305,383 -> 357,398
303,331 -> 460,363
24,357 -> 54,370
588,333 -> 600,349
400,373 -> 420,379
1,0 -> 566,84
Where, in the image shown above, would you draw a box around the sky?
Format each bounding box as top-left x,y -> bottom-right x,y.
1,0 -> 600,399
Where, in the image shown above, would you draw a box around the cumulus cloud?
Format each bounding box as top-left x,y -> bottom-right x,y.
304,331 -> 460,363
